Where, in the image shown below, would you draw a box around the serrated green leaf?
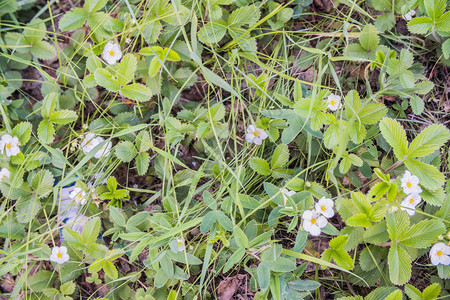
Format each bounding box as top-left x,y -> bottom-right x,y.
94,68 -> 119,92
359,24 -> 379,50
115,141 -> 137,162
228,5 -> 260,27
31,169 -> 54,198
31,41 -> 56,60
37,120 -> 55,144
121,83 -> 152,102
388,244 -> 411,285
85,0 -> 107,13
116,53 -> 137,86
198,20 -> 227,44
399,220 -> 445,248
135,152 -> 150,176
407,124 -> 450,157
11,122 -> 32,145
407,17 -> 433,34
359,103 -> 387,125
59,8 -> 88,31
379,118 -> 408,160
410,95 -> 424,115
50,110 -> 78,125
249,157 -> 271,175
271,144 -> 289,169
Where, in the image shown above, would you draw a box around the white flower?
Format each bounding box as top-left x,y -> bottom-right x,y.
281,188 -> 295,208
245,125 -> 268,145
50,246 -> 70,264
102,41 -> 122,65
429,243 -> 450,266
69,187 -> 87,205
93,137 -> 112,159
315,197 -> 335,219
327,94 -> 342,111
403,9 -> 416,21
177,238 -> 185,252
302,210 -> 327,236
400,193 -> 422,216
81,133 -> 99,154
0,134 -> 21,157
0,168 -> 10,182
401,171 -> 422,195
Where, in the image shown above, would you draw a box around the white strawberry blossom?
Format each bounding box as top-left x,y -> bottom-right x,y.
400,193 -> 422,216
403,9 -> 416,21
93,137 -> 112,159
0,168 -> 10,182
245,125 -> 268,145
281,188 -> 296,208
302,210 -> 327,236
315,197 -> 335,219
177,238 -> 185,252
0,134 -> 20,157
327,93 -> 342,111
429,243 -> 450,266
69,187 -> 87,205
102,41 -> 122,65
401,171 -> 422,195
50,246 -> 70,264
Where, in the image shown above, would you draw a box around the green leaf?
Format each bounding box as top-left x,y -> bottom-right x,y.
228,5 -> 260,27
404,158 -> 445,191
121,83 -> 152,102
31,41 -> 56,60
359,24 -> 379,51
407,124 -> 450,157
11,122 -> 32,145
422,283 -> 441,299
60,281 -> 75,295
85,0 -> 107,13
37,120 -> 55,144
424,0 -> 446,21
116,53 -> 137,86
223,248 -> 246,273
407,17 -> 433,34
322,248 -> 354,270
115,141 -> 137,162
385,290 -> 403,300
410,95 -> 424,115
31,169 -> 54,198
288,279 -> 321,291
359,103 -> 387,125
346,214 -> 371,227
388,244 -> 411,285
271,144 -> 289,169
109,206 -> 126,227
379,117 -> 408,160
375,13 -> 396,32
49,110 -> 78,125
136,130 -> 151,152
41,92 -> 58,118
364,220 -> 389,245
257,262 -> 270,291
249,157 -> 271,175
436,11 -> 450,32
442,38 -> 450,59
399,220 -> 446,248
135,152 -> 150,176
329,235 -> 348,250
58,8 -> 88,31
234,227 -> 248,248
198,20 -> 227,44
386,211 -> 409,242
94,68 -> 119,92
404,284 -> 423,300
24,19 -> 46,45
83,217 -> 101,244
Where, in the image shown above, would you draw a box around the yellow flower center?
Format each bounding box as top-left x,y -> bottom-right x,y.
6,143 -> 11,149
406,182 -> 411,188
437,250 -> 443,256
311,218 -> 316,224
321,205 -> 326,211
253,131 -> 260,137
330,100 -> 335,106
109,50 -> 115,56
57,253 -> 62,258
77,194 -> 83,199
409,198 -> 415,204
178,241 -> 182,246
